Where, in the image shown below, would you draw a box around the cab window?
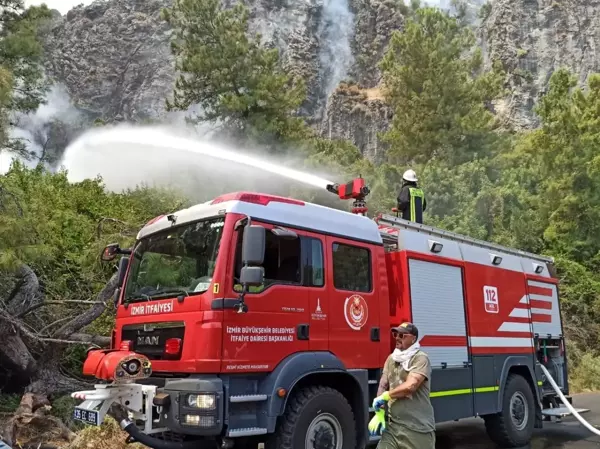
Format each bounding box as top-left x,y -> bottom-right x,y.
303,237 -> 324,287
233,227 -> 324,291
332,242 -> 372,292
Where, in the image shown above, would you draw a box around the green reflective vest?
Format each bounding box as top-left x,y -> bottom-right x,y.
408,187 -> 425,223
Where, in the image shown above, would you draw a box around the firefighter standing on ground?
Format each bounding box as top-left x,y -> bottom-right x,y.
397,169 -> 426,224
369,322 -> 436,449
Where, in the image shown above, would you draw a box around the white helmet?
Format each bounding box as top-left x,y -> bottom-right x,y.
402,169 -> 418,182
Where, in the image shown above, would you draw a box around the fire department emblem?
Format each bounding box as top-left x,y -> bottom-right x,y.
344,295 -> 368,331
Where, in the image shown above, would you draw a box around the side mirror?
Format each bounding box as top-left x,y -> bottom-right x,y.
101,243 -> 120,262
101,243 -> 131,262
240,266 -> 264,287
235,224 -> 266,314
242,225 -> 265,265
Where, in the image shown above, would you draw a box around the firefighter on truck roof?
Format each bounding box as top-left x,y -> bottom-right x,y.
397,169 -> 426,224
369,322 -> 436,449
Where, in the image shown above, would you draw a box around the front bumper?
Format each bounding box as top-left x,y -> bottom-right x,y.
72,376 -> 225,448
158,377 -> 224,436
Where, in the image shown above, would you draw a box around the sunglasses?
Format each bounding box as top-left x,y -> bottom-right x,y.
392,331 -> 413,339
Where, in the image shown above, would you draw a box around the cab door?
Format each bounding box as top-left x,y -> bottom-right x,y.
301,235 -> 329,351
220,221 -> 310,372
326,237 -> 380,368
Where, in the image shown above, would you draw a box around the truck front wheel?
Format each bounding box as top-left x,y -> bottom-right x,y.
267,385 -> 356,449
484,373 -> 536,448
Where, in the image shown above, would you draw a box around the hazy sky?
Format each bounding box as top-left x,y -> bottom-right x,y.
24,0 -> 94,14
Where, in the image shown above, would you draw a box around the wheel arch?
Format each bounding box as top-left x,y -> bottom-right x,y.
261,352 -> 367,447
285,371 -> 368,447
497,357 -> 541,411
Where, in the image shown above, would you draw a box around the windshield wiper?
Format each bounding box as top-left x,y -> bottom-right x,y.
146,288 -> 190,301
124,291 -> 151,305
125,288 -> 189,304
148,287 -> 190,302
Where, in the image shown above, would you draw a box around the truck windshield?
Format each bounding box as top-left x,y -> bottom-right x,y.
123,216 -> 225,303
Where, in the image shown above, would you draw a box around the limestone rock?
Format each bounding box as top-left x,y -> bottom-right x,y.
479,0 -> 600,129
321,83 -> 392,162
43,0 -> 175,122
349,0 -> 404,88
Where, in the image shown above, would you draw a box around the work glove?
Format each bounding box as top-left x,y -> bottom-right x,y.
368,409 -> 386,436
372,391 -> 390,411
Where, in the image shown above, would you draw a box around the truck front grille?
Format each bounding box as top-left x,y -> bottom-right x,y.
121,321 -> 185,360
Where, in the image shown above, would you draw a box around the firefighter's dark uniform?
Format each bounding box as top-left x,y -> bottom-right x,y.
397,182 -> 426,224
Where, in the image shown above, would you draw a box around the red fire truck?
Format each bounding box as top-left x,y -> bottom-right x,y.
72,178 -> 587,449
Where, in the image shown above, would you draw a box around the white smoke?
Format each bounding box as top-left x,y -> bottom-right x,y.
318,0 -> 355,96
1,83 -> 84,174
0,81 -> 223,176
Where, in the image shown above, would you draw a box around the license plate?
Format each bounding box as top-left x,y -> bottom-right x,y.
73,407 -> 100,425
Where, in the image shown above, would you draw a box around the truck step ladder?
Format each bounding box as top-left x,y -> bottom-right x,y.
375,214 -> 555,263
227,427 -> 268,437
541,406 -> 590,419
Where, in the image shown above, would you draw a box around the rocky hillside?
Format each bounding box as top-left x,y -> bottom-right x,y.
33,0 -> 600,161
479,0 -> 600,130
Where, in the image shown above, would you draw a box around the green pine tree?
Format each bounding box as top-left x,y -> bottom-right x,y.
0,1 -> 53,159
379,6 -> 505,166
162,0 -> 309,148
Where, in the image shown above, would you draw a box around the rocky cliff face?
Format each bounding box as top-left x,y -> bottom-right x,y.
43,0 -> 175,123
34,0 -> 600,164
39,0 -> 399,160
479,0 -> 600,130
321,84 -> 392,162
41,0 -> 363,123
348,0 -> 404,88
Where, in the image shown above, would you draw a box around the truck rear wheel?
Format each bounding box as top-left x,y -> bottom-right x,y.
267,385 -> 356,449
484,373 -> 535,448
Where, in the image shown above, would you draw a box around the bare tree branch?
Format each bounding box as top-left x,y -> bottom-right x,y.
69,333 -> 111,347
16,300 -> 105,319
96,216 -> 138,238
53,273 -> 118,339
6,264 -> 43,315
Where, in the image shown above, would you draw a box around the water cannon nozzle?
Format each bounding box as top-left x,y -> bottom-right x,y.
325,177 -> 370,216
334,177 -> 370,201
326,183 -> 340,195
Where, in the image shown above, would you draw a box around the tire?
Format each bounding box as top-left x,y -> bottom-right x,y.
266,385 -> 356,449
484,373 -> 536,448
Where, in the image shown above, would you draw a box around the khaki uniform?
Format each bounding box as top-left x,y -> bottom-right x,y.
377,350 -> 436,449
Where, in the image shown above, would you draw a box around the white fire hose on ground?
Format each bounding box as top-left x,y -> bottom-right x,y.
539,364 -> 600,436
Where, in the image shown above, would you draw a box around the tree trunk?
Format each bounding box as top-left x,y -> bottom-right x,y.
0,265 -> 118,445
0,266 -> 117,388
1,393 -> 76,447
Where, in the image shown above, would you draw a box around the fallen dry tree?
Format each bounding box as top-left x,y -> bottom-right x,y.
0,265 -> 119,446
1,393 -> 75,448
0,161 -> 188,448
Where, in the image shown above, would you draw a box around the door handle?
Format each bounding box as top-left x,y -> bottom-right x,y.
370,327 -> 380,342
297,324 -> 310,340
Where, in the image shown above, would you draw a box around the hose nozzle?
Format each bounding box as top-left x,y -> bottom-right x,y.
326,183 -> 340,195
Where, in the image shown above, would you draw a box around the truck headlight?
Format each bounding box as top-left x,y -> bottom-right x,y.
183,414 -> 216,427
187,393 -> 216,410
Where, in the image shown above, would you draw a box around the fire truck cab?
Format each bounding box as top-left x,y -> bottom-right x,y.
72,190 -> 586,449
